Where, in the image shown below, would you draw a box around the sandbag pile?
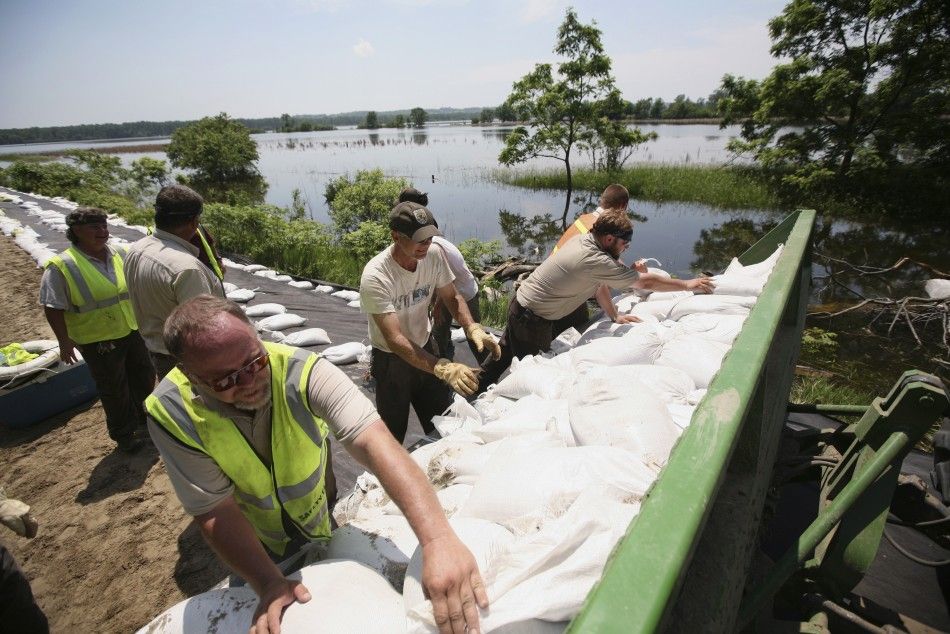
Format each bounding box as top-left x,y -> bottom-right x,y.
327,249 -> 783,632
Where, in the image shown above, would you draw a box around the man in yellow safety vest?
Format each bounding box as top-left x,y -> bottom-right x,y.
40,207 -> 156,453
146,295 -> 488,634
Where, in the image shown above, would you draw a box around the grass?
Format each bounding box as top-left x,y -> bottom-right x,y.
495,164 -> 780,210
478,290 -> 513,330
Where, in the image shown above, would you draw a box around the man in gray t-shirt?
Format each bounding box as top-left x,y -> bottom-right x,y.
478,209 -> 714,391
360,202 -> 500,443
146,295 -> 489,634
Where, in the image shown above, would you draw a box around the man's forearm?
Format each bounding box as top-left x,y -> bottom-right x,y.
196,497 -> 285,596
384,332 -> 440,374
595,284 -> 619,321
350,422 -> 453,545
632,273 -> 690,292
43,307 -> 70,343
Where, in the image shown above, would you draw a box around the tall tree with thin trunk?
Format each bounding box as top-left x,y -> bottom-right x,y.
499,8 -> 629,229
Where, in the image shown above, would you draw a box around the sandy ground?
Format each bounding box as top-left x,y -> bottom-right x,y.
0,235 -> 227,632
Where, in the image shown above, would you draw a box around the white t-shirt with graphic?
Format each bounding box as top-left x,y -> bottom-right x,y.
359,244 -> 455,352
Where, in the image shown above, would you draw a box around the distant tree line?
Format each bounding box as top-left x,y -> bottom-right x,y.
0,107 -> 489,145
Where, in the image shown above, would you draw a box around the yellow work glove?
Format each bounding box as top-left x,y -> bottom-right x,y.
464,323 -> 502,360
433,358 -> 479,396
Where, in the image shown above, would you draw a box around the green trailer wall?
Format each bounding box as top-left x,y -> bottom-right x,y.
569,209 -> 817,633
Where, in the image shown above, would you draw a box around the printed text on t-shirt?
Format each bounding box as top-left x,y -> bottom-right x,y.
393,285 -> 432,310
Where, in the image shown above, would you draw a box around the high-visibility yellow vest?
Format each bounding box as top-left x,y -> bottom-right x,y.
550,212 -> 599,256
146,343 -> 331,555
46,246 -> 137,344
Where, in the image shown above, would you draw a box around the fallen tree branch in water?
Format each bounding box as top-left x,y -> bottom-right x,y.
815,253 -> 950,278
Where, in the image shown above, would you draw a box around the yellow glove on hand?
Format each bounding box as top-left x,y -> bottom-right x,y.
433,358 -> 479,396
464,323 -> 501,360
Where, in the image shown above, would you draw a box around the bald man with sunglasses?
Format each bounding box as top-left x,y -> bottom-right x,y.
145,295 -> 487,634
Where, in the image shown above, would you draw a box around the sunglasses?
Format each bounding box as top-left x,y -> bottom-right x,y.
203,352 -> 270,392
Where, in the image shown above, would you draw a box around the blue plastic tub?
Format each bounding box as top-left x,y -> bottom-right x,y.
0,361 -> 98,428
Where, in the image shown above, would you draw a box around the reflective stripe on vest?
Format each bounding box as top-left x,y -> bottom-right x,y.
550,213 -> 597,256
195,225 -> 224,281
46,246 -> 137,344
146,342 -> 331,555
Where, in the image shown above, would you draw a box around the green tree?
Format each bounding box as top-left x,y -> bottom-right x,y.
167,112 -> 260,182
392,114 -> 406,129
581,91 -> 656,170
364,111 -> 379,129
631,98 -> 653,119
494,102 -> 517,122
325,169 -> 409,234
409,107 -> 428,128
718,0 -> 950,189
499,8 -> 636,227
649,98 -> 665,118
479,108 -> 495,124
280,113 -> 294,132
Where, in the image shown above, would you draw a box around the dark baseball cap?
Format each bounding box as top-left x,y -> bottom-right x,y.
389,201 -> 442,242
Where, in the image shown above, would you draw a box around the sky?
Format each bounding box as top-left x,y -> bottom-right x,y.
0,0 -> 788,129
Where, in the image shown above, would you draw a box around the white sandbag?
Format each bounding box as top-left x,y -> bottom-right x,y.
471,395 -> 569,443
244,303 -> 287,317
424,432 -> 564,489
667,294 -> 755,321
260,329 -> 286,343
463,486 -> 641,632
709,273 -> 765,297
579,364 -> 695,405
576,319 -> 637,346
226,288 -> 255,303
924,279 -> 950,300
432,414 -> 482,437
404,519 -> 515,632
568,375 -> 680,465
569,324 -> 667,370
322,341 -> 368,365
282,328 -> 331,346
221,282 -> 238,293
490,355 -> 573,400
253,268 -> 278,278
458,446 -> 656,524
670,312 -> 747,345
723,244 -> 784,278
645,290 -> 693,302
222,258 -> 246,270
331,289 -> 360,302
347,299 -> 361,308
326,514 -> 419,590
472,392 -> 517,423
273,274 -> 293,282
667,403 -> 698,430
687,388 -> 707,405
450,327 -> 466,343
288,280 -> 314,289
242,263 -> 267,272
614,291 -> 641,313
629,298 -> 676,321
549,327 -> 581,355
314,284 -> 333,293
257,313 -> 306,331
138,559 -> 404,634
655,335 -> 730,389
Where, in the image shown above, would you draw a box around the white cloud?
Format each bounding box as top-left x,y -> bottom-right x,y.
353,38 -> 375,58
612,22 -> 778,100
520,0 -> 566,23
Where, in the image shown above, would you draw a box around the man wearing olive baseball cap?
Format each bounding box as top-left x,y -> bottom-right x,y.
359,201 -> 501,443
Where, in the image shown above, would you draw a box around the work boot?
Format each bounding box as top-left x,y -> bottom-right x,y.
116,437 -> 144,454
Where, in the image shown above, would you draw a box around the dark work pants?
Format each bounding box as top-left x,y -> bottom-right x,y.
477,298 -> 589,393
0,543 -> 49,634
430,295 -> 484,363
77,331 -> 156,443
370,338 -> 453,444
149,351 -> 178,382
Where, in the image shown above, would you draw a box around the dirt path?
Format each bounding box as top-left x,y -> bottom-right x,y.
0,235 -> 226,632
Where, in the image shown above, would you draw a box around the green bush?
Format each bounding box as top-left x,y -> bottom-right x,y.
458,238 -> 502,273
342,221 -> 391,262
325,169 -> 408,234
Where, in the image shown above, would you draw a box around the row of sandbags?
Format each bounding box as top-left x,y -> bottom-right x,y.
138,246 -> 785,633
